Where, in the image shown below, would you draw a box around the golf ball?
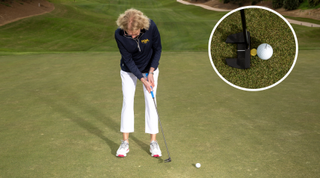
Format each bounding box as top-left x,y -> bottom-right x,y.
195,163 -> 201,168
257,43 -> 273,60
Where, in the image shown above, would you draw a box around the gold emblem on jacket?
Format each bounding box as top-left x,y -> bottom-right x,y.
141,39 -> 149,44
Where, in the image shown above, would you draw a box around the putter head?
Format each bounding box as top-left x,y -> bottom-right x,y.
225,9 -> 251,69
164,157 -> 171,163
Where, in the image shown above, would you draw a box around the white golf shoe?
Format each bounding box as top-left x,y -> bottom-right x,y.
150,141 -> 162,157
116,140 -> 129,157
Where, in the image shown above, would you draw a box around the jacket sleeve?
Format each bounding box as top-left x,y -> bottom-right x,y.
115,36 -> 144,80
150,21 -> 162,69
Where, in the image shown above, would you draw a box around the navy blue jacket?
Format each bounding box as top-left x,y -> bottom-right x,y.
115,19 -> 162,80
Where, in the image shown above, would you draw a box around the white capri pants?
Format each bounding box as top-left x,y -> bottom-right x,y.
120,69 -> 159,134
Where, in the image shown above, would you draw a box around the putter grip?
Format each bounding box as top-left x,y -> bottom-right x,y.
145,73 -> 155,99
150,89 -> 155,99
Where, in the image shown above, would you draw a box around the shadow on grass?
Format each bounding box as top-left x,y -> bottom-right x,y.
70,115 -> 119,156
129,131 -> 165,163
129,132 -> 164,163
218,24 -> 241,43
130,135 -> 150,155
214,24 -> 241,65
38,93 -> 119,157
37,83 -> 166,161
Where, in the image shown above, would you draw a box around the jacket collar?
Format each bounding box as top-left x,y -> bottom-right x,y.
122,29 -> 146,39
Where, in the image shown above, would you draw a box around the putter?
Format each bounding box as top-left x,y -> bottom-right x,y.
225,9 -> 251,69
146,73 -> 171,163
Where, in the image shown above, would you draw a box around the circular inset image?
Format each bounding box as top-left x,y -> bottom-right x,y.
208,6 -> 298,91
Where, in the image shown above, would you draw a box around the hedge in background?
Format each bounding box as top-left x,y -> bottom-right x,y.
283,0 -> 300,10
308,0 -> 320,7
272,0 -> 283,8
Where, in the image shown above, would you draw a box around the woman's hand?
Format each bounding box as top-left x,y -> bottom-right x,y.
141,77 -> 152,93
148,73 -> 155,88
147,67 -> 156,88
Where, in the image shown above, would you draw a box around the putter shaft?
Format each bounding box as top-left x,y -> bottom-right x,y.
152,98 -> 171,162
146,73 -> 171,162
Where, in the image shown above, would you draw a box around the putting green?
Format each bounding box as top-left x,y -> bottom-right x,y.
0,50 -> 319,177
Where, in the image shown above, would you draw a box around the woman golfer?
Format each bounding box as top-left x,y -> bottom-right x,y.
115,8 -> 162,158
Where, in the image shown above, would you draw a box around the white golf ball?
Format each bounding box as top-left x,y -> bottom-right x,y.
257,43 -> 273,60
195,163 -> 201,168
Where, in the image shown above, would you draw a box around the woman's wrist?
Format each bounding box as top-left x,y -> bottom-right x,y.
140,77 -> 146,82
149,67 -> 155,75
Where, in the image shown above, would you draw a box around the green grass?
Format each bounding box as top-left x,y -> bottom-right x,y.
292,23 -> 320,50
0,0 -> 320,177
285,15 -> 320,25
210,8 -> 296,89
0,51 -> 320,177
0,0 -> 226,52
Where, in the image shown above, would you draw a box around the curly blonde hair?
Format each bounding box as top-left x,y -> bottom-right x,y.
116,8 -> 150,31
